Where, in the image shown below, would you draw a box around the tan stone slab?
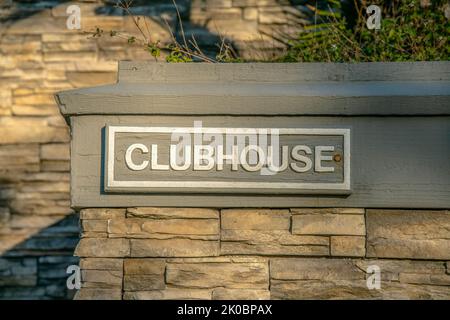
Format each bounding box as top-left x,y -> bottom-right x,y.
81,270 -> 122,288
9,199 -> 72,216
19,181 -> 69,193
221,229 -> 329,255
0,144 -> 40,173
355,259 -> 447,282
80,258 -> 123,271
14,94 -> 55,105
124,275 -> 165,291
270,279 -> 450,300
9,215 -> 67,230
75,238 -> 130,258
20,172 -> 69,182
166,256 -> 268,264
66,71 -> 117,87
399,273 -> 450,286
130,239 -> 219,257
40,160 -> 70,172
166,261 -> 269,289
221,209 -> 290,230
81,232 -> 108,238
124,259 -> 165,275
108,218 -> 219,238
74,288 -> 122,300
81,219 -> 108,233
220,242 -> 329,256
270,258 -> 364,281
0,117 -> 69,144
331,236 -> 366,257
79,208 -> 126,220
40,143 -> 70,160
366,209 -> 450,260
292,214 -> 365,236
212,288 -> 270,300
123,289 -> 212,300
126,207 -> 219,219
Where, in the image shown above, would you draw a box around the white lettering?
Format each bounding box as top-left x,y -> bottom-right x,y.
125,143 -> 149,171
315,145 -> 335,172
290,145 -> 312,173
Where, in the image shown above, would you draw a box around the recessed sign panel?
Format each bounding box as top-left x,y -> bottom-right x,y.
104,125 -> 351,194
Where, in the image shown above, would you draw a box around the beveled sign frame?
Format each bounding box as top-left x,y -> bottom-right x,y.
104,125 -> 351,194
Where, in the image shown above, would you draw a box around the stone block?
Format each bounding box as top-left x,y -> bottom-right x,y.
270,258 -> 364,281
66,72 -> 117,88
270,279 -> 450,300
212,288 -> 270,300
124,275 -> 165,291
13,94 -> 55,106
0,144 -> 40,174
366,210 -> 450,260
243,7 -> 258,20
40,143 -> 70,161
79,208 -> 126,220
126,207 -> 218,219
330,236 -> 366,257
40,160 -> 70,172
130,239 -> 219,257
75,238 -> 130,258
124,259 -> 165,275
221,209 -> 290,230
292,214 -> 365,236
124,259 -> 166,290
81,219 -> 108,233
82,269 -> 122,288
355,259 -> 447,282
74,288 -> 122,300
166,260 -> 269,289
12,105 -> 60,116
108,217 -> 219,239
398,273 -> 450,286
123,289 -> 212,300
0,117 -> 69,144
221,229 -> 329,255
80,258 -> 123,271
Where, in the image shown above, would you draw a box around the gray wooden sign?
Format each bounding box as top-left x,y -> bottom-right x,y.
105,125 -> 350,194
56,62 -> 450,209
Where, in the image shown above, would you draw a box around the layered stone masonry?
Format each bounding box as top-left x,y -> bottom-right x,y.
75,208 -> 450,300
0,0 -> 305,299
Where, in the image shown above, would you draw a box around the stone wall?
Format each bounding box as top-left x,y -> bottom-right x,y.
75,208 -> 450,300
0,0 -> 306,299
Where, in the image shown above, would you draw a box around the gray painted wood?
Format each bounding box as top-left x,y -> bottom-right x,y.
70,115 -> 450,209
117,61 -> 450,82
56,62 -> 450,117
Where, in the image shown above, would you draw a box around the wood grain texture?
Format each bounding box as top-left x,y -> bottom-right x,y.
70,115 -> 450,208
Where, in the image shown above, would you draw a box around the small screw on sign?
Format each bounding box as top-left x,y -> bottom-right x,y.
366,4 -> 381,30
333,154 -> 342,162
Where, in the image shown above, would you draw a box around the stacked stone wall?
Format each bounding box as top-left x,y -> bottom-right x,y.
75,208 -> 450,300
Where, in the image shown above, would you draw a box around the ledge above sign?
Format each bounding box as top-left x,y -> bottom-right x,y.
56,62 -> 450,209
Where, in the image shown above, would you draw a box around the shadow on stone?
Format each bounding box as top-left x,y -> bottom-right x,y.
0,214 -> 79,300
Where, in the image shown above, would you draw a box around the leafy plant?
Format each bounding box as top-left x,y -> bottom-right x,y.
281,0 -> 450,62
